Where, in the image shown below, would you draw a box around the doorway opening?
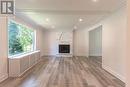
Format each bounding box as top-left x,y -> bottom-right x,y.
89,25 -> 102,67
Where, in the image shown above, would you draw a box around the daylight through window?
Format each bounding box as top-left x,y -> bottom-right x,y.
8,20 -> 35,56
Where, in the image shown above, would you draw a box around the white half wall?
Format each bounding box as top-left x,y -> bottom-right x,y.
74,7 -> 126,82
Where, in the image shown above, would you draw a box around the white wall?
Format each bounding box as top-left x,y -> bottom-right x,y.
74,7 -> 126,82
42,31 -> 59,56
0,15 -> 44,82
0,16 -> 8,82
101,7 -> 126,82
126,0 -> 130,86
89,26 -> 102,56
36,29 -> 45,57
73,29 -> 89,56
43,30 -> 73,56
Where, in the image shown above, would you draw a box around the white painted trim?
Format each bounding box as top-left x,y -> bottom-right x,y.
18,59 -> 41,77
89,54 -> 102,56
88,25 -> 102,32
9,50 -> 40,59
43,55 -> 73,57
0,74 -> 8,82
102,64 -> 126,83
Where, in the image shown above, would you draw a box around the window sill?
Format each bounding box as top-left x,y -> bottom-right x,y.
8,50 -> 40,59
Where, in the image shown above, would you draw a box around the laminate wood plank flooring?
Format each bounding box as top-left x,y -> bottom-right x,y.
0,57 -> 125,87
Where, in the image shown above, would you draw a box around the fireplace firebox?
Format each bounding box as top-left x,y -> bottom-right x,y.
59,45 -> 70,53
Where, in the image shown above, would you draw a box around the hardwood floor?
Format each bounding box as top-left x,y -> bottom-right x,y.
0,56 -> 125,87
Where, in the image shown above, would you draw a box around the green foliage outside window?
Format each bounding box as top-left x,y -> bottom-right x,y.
8,21 -> 35,56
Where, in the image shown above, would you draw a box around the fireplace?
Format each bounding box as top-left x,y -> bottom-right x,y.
59,44 -> 70,53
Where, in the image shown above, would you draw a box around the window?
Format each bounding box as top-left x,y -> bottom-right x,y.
8,20 -> 35,56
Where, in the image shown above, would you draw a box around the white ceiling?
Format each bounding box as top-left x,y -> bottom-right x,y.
15,0 -> 126,30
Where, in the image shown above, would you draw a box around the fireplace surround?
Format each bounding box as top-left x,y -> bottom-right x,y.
57,31 -> 73,57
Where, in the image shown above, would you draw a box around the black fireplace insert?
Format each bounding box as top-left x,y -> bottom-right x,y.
59,44 -> 70,53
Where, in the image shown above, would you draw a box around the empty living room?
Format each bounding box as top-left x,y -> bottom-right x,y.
1,0 -> 130,87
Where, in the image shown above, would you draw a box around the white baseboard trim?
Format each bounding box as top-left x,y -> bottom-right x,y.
89,54 -> 102,56
43,55 -> 73,57
42,55 -> 56,57
0,74 -> 8,83
102,64 -> 126,83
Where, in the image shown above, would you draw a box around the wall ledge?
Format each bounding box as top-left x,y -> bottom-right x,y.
9,50 -> 40,59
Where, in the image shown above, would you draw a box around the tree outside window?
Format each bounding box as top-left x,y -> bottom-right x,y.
8,21 -> 35,56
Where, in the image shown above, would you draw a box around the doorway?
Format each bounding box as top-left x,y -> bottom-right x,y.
89,26 -> 102,66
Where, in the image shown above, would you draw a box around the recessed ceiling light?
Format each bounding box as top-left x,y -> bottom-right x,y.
46,18 -> 50,22
52,25 -> 55,29
92,0 -> 98,2
79,18 -> 83,22
74,26 -> 77,29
